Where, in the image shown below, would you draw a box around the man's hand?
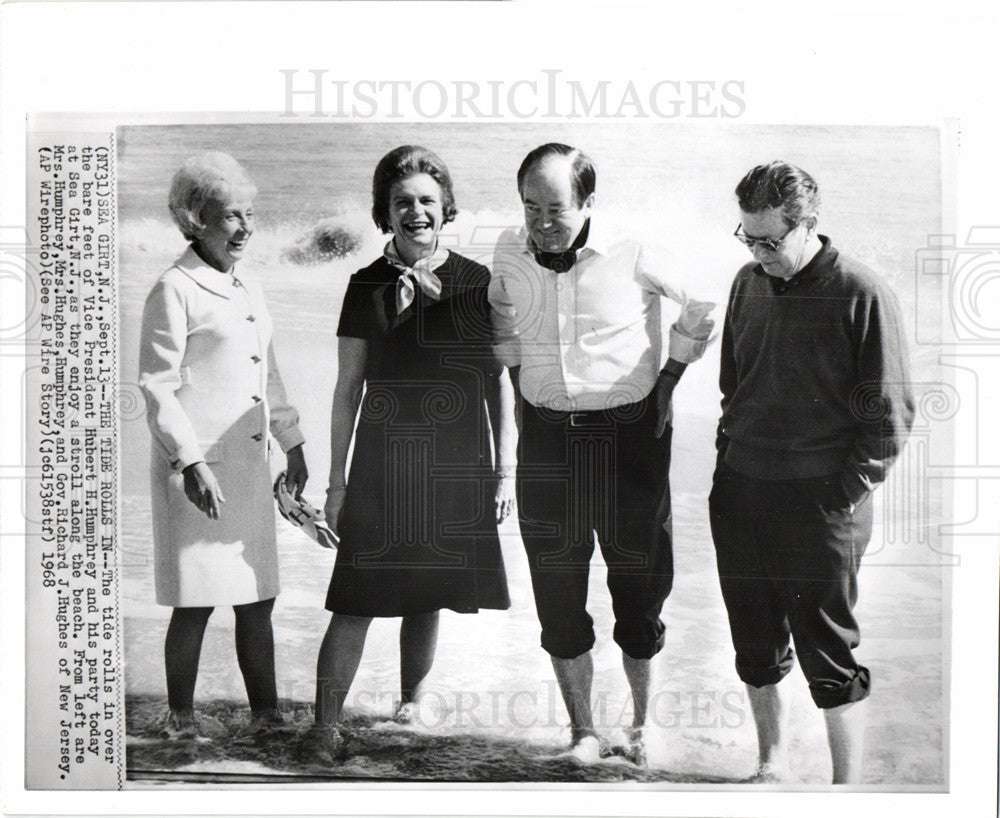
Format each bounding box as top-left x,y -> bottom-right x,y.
654,372 -> 678,439
284,444 -> 308,500
835,471 -> 871,514
182,461 -> 226,520
323,486 -> 347,538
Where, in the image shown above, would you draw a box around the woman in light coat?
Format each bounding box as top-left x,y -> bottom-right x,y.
139,152 -> 308,738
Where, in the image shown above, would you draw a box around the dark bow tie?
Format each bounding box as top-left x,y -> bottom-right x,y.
531,220 -> 590,273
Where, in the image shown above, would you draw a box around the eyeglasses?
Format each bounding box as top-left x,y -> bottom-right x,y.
733,222 -> 798,253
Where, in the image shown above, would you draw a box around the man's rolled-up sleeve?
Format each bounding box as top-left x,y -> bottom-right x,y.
667,318 -> 713,364
636,243 -> 716,364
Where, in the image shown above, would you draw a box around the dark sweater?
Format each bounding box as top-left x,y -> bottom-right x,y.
717,236 -> 915,499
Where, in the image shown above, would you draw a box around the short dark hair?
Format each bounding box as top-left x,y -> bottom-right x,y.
371,145 -> 458,234
735,161 -> 821,227
517,143 -> 596,207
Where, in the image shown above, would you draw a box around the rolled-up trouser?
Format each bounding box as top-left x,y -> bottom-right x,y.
517,396 -> 673,661
709,462 -> 873,709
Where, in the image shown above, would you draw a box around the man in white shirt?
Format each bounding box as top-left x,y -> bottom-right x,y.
489,143 -> 713,763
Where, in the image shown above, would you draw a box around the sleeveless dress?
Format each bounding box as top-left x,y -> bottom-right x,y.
325,251 -> 510,616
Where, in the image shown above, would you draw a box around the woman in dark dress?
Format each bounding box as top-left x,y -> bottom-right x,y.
308,146 -> 516,755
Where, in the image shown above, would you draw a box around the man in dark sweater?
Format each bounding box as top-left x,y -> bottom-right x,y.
710,161 -> 915,784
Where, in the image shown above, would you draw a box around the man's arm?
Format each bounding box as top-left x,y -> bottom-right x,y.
636,242 -> 717,437
653,358 -> 685,439
841,286 -> 916,503
712,272 -> 743,473
715,298 -> 738,471
635,242 -> 716,365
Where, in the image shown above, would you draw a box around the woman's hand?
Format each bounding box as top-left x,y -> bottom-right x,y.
284,444 -> 308,500
324,486 -> 348,538
495,474 -> 516,524
182,461 -> 226,519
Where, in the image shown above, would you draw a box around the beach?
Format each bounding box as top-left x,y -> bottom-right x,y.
118,122 -> 948,785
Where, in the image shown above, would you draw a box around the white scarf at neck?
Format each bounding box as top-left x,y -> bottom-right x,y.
384,240 -> 449,314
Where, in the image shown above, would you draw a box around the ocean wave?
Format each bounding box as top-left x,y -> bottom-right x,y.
118,207 -> 526,272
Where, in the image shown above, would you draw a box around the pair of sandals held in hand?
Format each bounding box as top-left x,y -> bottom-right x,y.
273,471 -> 338,550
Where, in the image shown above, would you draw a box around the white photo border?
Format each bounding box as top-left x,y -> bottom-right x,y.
2,2 -> 998,816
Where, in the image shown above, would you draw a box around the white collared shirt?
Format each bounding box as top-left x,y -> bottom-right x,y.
488,224 -> 712,411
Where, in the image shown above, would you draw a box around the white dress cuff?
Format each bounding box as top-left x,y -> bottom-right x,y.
274,425 -> 306,453
171,444 -> 206,473
667,325 -> 709,364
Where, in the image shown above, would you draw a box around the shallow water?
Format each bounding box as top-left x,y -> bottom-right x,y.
119,122 -> 947,786
123,489 -> 946,786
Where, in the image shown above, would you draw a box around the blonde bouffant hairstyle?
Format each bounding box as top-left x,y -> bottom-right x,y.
168,151 -> 257,241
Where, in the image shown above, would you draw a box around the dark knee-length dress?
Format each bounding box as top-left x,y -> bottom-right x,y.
325,251 -> 510,616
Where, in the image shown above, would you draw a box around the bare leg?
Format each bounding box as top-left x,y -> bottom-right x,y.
164,606 -> 213,713
824,698 -> 868,784
314,613 -> 372,726
621,653 -> 652,764
233,597 -> 277,713
622,654 -> 651,728
745,683 -> 791,782
399,611 -> 440,706
551,653 -> 597,747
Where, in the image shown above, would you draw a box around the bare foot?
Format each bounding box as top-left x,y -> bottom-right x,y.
623,725 -> 647,767
299,721 -> 342,765
249,708 -> 286,730
743,762 -> 792,784
233,709 -> 294,745
534,732 -> 604,764
158,709 -> 212,743
566,734 -> 603,764
393,700 -> 416,725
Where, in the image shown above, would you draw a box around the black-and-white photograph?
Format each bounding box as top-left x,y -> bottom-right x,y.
3,2 -> 998,816
114,120 -> 946,786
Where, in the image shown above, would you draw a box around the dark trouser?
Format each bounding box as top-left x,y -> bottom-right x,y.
517,397 -> 673,660
709,463 -> 873,709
